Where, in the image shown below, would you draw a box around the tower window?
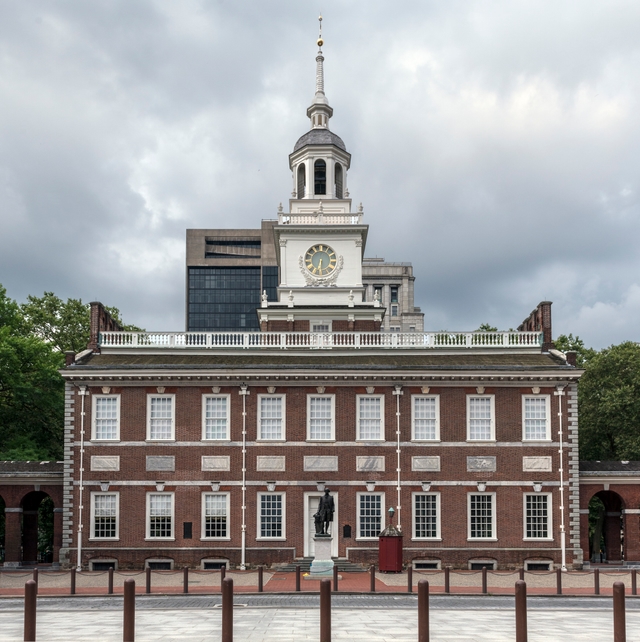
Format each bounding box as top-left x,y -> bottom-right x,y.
314,159 -> 326,195
390,287 -> 398,303
297,164 -> 306,198
335,163 -> 343,199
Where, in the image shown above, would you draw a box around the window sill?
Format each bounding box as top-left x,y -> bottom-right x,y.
355,537 -> 380,542
467,537 -> 498,542
256,537 -> 286,541
522,439 -> 552,443
466,439 -> 496,443
144,537 -> 176,541
355,438 -> 385,443
201,537 -> 232,542
523,537 -> 553,542
306,439 -> 336,443
411,439 -> 441,443
89,439 -> 121,443
202,438 -> 231,443
256,439 -> 286,443
145,439 -> 176,443
89,537 -> 120,542
412,537 -> 442,542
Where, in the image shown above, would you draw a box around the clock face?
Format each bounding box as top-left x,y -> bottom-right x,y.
305,244 -> 337,276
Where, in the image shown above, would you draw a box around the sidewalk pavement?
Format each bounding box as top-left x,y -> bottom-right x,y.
0,568 -> 635,597
1,606 -> 640,641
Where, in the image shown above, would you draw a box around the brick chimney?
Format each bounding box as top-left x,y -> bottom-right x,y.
88,302 -> 122,354
517,301 -> 553,352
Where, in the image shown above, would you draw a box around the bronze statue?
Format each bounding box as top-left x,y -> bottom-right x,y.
314,488 -> 335,536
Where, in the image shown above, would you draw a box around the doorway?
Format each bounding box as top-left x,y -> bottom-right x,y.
303,492 -> 338,558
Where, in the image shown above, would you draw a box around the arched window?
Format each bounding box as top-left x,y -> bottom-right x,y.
314,159 -> 326,195
335,163 -> 343,199
297,164 -> 305,198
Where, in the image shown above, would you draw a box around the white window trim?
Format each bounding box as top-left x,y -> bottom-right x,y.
145,558 -> 174,570
145,492 -> 175,541
256,492 -> 286,541
201,394 -> 231,441
91,394 -> 121,441
411,492 -> 441,541
356,492 -> 385,541
257,394 -> 286,441
466,395 -> 496,442
310,320 -> 332,332
468,559 -> 497,570
146,394 -> 176,441
306,394 -> 336,441
356,394 -> 385,441
411,395 -> 440,441
201,492 -> 231,541
523,492 -> 553,541
89,492 -> 120,540
467,492 -> 497,541
522,395 -> 551,441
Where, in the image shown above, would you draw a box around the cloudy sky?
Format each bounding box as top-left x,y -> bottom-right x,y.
1,1 -> 639,349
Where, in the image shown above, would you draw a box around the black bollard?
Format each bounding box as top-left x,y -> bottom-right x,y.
295,565 -> 301,592
258,565 -> 264,593
613,581 -> 626,642
370,565 -> 376,593
24,580 -> 37,642
519,567 -> 525,582
407,565 -> 413,594
594,568 -> 600,595
333,564 -> 339,592
220,565 -> 226,587
482,566 -> 488,594
123,578 -> 135,642
556,568 -> 562,595
418,580 -> 429,642
183,566 -> 189,594
108,567 -> 114,595
145,567 -> 151,595
632,569 -> 637,597
32,568 -> 38,595
222,577 -> 233,642
515,580 -> 527,642
444,566 -> 450,594
70,567 -> 76,595
320,578 -> 331,642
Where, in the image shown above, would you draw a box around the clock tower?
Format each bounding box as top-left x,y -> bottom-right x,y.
260,18 -> 383,333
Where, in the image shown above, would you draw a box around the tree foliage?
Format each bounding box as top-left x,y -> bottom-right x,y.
476,323 -> 498,332
0,285 -> 141,460
554,333 -> 597,367
579,341 -> 640,460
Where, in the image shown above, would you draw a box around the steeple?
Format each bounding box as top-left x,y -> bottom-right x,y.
307,15 -> 333,130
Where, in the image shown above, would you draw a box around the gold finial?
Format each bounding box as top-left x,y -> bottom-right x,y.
317,14 -> 323,47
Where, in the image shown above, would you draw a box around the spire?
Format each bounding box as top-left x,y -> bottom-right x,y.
307,15 -> 333,130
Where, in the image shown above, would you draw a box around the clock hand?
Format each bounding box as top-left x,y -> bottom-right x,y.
318,258 -> 323,271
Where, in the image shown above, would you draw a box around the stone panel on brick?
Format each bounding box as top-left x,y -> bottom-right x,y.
467,456 -> 496,472
303,456 -> 338,472
146,456 -> 175,472
356,456 -> 385,472
256,456 -> 286,472
522,456 -> 553,472
91,455 -> 120,472
202,456 -> 230,471
411,456 -> 441,472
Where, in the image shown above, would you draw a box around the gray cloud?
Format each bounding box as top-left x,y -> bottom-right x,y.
0,1 -> 639,348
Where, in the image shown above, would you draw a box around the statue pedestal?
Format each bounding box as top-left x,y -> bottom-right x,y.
309,535 -> 334,577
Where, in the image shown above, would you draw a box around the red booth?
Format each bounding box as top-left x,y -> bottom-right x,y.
378,524 -> 403,572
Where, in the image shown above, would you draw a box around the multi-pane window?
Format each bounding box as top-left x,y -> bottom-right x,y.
469,494 -> 495,539
91,493 -> 118,539
202,493 -> 228,539
259,493 -> 284,538
413,494 -> 439,539
308,396 -> 334,440
93,396 -> 119,440
203,396 -> 229,440
148,396 -> 174,440
467,396 -> 495,441
525,494 -> 550,539
390,286 -> 399,303
357,396 -> 384,440
412,396 -> 439,440
258,396 -> 285,440
358,494 -> 383,538
147,493 -> 173,539
523,397 -> 550,440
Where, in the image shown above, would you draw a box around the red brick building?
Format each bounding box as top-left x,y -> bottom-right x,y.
54,37 -> 586,572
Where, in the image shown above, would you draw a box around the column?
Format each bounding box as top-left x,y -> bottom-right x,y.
4,508 -> 22,566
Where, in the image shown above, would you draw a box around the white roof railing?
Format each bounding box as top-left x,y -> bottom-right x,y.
99,331 -> 542,350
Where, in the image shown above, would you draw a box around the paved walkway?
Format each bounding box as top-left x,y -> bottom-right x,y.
0,604 -> 639,641
0,568 -> 634,596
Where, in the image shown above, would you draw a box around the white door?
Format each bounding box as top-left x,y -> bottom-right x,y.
304,493 -> 338,558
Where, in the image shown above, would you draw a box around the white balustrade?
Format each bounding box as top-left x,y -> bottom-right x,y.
99,331 -> 542,350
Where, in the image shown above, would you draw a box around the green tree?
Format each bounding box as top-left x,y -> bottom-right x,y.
579,341 -> 640,460
554,333 -> 597,367
20,292 -> 142,353
477,323 -> 498,332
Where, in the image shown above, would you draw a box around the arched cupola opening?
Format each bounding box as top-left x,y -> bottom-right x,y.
297,164 -> 306,198
334,163 -> 343,199
314,159 -> 326,195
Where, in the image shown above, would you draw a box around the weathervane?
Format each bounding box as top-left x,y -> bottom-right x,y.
317,14 -> 323,50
